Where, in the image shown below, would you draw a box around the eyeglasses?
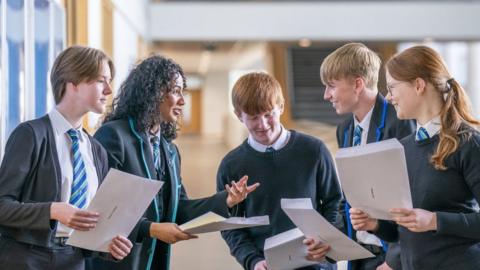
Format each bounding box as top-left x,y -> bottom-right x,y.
386,81 -> 407,96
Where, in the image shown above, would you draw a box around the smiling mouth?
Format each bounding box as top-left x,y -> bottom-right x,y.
256,129 -> 270,135
173,109 -> 182,116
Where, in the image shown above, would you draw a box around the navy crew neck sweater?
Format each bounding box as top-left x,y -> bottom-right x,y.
376,126 -> 480,270
217,130 -> 343,270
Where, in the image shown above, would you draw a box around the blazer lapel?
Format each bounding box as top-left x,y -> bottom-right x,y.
44,115 -> 63,201
161,138 -> 178,221
367,94 -> 386,143
343,120 -> 354,148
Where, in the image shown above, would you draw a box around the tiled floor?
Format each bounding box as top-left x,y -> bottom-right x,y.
171,121 -> 347,270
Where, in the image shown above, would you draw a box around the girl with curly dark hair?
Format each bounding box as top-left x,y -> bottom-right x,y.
89,55 -> 258,270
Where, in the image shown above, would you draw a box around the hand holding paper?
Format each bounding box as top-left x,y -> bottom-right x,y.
108,235 -> 133,260
264,228 -> 318,270
281,198 -> 374,261
303,238 -> 330,262
349,207 -> 379,232
254,260 -> 268,270
390,208 -> 437,232
67,169 -> 164,252
150,222 -> 197,244
335,138 -> 413,220
50,202 -> 99,231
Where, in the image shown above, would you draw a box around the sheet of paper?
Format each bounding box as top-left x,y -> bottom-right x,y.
67,169 -> 163,252
281,198 -> 374,261
335,138 -> 413,220
179,211 -> 269,234
264,228 -> 318,270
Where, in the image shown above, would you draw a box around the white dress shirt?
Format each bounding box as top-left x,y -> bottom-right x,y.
353,107 -> 374,146
248,125 -> 290,152
49,108 -> 99,237
416,115 -> 441,140
353,107 -> 383,247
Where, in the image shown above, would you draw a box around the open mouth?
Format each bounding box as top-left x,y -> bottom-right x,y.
173,108 -> 182,116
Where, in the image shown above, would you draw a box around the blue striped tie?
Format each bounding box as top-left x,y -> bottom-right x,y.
353,125 -> 363,146
151,136 -> 161,170
416,127 -> 430,141
67,129 -> 88,209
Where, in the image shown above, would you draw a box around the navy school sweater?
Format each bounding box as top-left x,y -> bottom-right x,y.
376,125 -> 480,270
217,130 -> 343,270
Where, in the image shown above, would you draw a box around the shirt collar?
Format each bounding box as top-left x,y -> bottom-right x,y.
248,125 -> 290,152
149,129 -> 162,143
49,108 -> 85,141
416,115 -> 441,138
354,106 -> 374,131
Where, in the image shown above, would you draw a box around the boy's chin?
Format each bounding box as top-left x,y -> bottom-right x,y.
91,106 -> 106,114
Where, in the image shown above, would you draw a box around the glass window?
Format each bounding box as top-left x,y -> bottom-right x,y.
0,0 -> 4,158
48,1 -> 65,111
34,0 -> 50,117
6,0 -> 25,137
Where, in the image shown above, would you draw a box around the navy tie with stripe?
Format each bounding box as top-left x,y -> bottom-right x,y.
353,125 -> 363,146
67,129 -> 88,209
416,127 -> 430,141
265,146 -> 274,153
151,136 -> 161,170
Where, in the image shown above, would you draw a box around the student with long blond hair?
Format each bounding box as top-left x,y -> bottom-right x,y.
350,45 -> 480,270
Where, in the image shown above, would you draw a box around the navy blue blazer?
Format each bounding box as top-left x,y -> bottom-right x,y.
336,93 -> 415,270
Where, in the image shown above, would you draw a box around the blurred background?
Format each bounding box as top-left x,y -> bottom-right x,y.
1,1 -> 480,269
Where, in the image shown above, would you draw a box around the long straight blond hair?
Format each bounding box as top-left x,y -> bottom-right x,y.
387,45 -> 479,170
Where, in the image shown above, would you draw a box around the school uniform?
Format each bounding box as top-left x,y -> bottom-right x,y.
336,93 -> 416,270
89,118 -> 230,270
0,109 -> 109,270
217,126 -> 342,270
375,119 -> 480,270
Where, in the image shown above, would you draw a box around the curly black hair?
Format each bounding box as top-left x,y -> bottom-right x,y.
103,55 -> 186,141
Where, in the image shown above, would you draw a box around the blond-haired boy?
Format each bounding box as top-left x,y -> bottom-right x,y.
321,43 -> 415,270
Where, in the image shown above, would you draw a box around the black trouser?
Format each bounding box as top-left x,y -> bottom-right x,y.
351,244 -> 386,270
0,236 -> 85,270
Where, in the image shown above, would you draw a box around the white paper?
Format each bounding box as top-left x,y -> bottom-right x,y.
335,138 -> 413,220
264,228 -> 318,270
67,169 -> 163,252
281,198 -> 374,261
179,211 -> 269,234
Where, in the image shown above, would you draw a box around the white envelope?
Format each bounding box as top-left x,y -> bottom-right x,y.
335,138 -> 413,220
264,228 -> 318,270
281,198 -> 374,261
179,211 -> 269,234
67,169 -> 163,252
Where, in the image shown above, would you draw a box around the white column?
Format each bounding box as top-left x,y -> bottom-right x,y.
202,70 -> 230,139
467,42 -> 480,119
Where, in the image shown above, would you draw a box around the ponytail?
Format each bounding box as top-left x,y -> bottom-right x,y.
432,78 -> 479,170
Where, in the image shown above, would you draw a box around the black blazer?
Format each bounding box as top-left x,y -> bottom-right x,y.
336,94 -> 416,148
90,118 -> 229,270
0,115 -> 108,248
336,94 -> 415,270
